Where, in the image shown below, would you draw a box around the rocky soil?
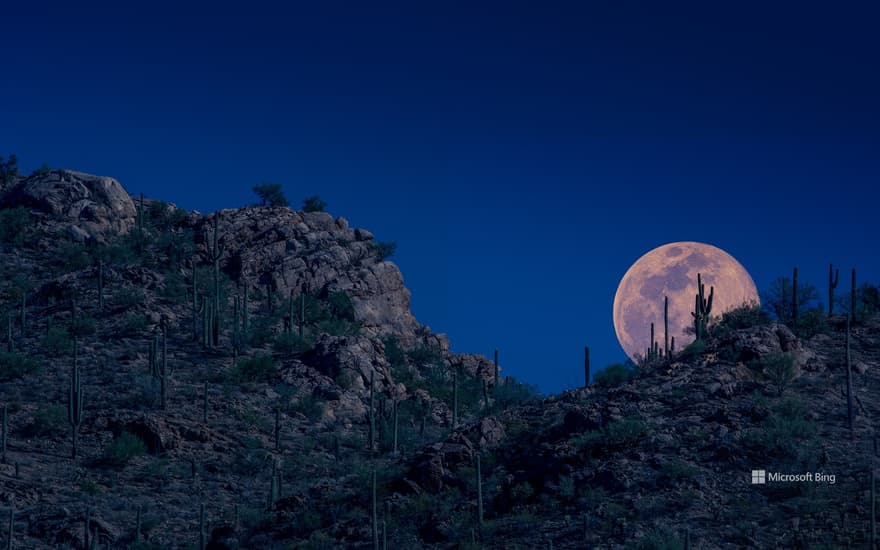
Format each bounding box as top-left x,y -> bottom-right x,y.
0,169 -> 878,549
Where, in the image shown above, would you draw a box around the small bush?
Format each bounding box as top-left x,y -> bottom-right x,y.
56,241 -> 93,271
0,351 -> 40,381
290,394 -> 324,421
42,326 -> 72,356
302,195 -> 327,212
571,417 -> 649,455
68,315 -> 97,338
677,339 -> 707,361
115,287 -> 145,309
716,301 -> 771,331
743,398 -> 816,459
273,332 -> 312,355
792,308 -> 829,339
253,182 -> 288,207
750,353 -> 796,396
372,240 -> 397,260
21,404 -> 67,437
493,377 -> 541,410
104,432 -> 147,465
117,313 -> 148,337
231,355 -> 278,383
0,207 -> 31,245
594,363 -> 635,387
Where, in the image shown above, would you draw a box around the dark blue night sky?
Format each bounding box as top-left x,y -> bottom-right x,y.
3,2 -> 878,393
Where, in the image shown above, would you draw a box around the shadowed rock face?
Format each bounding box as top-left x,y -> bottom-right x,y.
197,208 -> 422,345
1,170 -> 137,240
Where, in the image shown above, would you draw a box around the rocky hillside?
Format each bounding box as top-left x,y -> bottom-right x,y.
0,169 -> 877,549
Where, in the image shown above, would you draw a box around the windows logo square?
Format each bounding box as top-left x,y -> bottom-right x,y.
751,470 -> 766,484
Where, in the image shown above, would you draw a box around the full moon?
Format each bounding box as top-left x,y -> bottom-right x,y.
612,241 -> 759,362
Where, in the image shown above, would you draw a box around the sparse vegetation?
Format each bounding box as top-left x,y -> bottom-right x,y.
253,182 -> 289,207
302,195 -> 327,212
372,240 -> 397,260
594,362 -> 635,387
0,207 -> 31,245
104,431 -> 147,465
231,354 -> 278,383
0,351 -> 40,381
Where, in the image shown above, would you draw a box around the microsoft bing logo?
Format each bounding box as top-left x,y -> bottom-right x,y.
751,470 -> 766,484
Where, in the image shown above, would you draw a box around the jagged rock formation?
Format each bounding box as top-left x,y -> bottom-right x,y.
1,170 -> 137,241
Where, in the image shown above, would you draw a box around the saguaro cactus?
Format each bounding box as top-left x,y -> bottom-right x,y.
792,267 -> 799,323
205,214 -> 225,346
6,506 -> 13,550
68,361 -> 84,459
846,314 -> 854,434
494,349 -> 499,387
371,469 -> 379,550
392,400 -> 399,454
199,502 -> 206,550
476,453 -> 484,526
691,273 -> 714,341
368,370 -> 376,452
828,263 -> 840,317
97,260 -> 104,311
203,381 -> 209,424
851,268 -> 857,323
452,371 -> 458,430
1,404 -> 7,464
299,283 -> 306,338
158,322 -> 171,410
191,266 -> 200,342
664,296 -> 669,356
584,346 -> 590,388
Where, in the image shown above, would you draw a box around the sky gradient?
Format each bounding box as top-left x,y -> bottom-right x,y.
2,2 -> 879,393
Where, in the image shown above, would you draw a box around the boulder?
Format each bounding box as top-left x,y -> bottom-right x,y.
2,170 -> 136,239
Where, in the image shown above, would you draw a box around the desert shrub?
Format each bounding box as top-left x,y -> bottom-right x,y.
104,432 -> 147,465
0,207 -> 31,245
571,417 -> 649,455
117,313 -> 148,337
147,201 -> 188,232
372,240 -> 397,260
159,271 -> 187,302
492,377 -> 541,410
290,394 -> 324,421
743,397 -> 816,459
231,354 -> 278,383
273,332 -> 312,355
761,276 -> 821,325
594,363 -> 635,387
56,241 -> 93,271
632,527 -> 687,550
792,308 -> 829,338
316,317 -> 360,337
0,351 -> 40,381
21,404 -> 66,437
326,291 -> 355,321
115,287 -> 145,309
302,195 -> 327,212
131,375 -> 160,407
750,353 -> 796,396
154,227 -> 193,267
407,345 -> 443,366
253,182 -> 288,207
68,315 -> 97,338
677,339 -> 706,361
383,335 -> 406,369
715,301 -> 771,332
42,325 -> 72,356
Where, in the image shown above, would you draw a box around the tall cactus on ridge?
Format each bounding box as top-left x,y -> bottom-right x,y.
583,346 -> 590,388
851,268 -> 857,323
205,214 -> 225,346
792,266 -> 799,323
691,273 -> 714,341
828,263 -> 839,317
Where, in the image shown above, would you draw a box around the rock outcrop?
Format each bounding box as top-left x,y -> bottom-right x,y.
1,169 -> 137,240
